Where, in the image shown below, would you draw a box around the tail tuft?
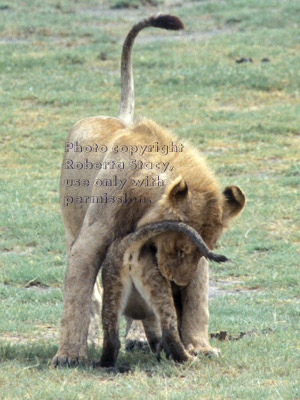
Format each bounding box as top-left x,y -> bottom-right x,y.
150,14 -> 185,31
208,253 -> 229,263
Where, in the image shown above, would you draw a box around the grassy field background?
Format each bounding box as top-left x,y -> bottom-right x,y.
0,0 -> 299,399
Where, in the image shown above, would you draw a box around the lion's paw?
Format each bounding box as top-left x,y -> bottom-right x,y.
51,353 -> 88,368
186,344 -> 220,358
201,347 -> 220,358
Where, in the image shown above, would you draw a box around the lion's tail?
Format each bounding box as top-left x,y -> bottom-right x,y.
118,15 -> 184,125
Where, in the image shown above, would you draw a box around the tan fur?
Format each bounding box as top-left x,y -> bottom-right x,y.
52,15 -> 246,367
100,220 -> 224,366
100,222 -> 211,366
101,244 -> 193,366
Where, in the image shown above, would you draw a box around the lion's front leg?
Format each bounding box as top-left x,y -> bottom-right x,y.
180,257 -> 220,357
52,222 -> 108,367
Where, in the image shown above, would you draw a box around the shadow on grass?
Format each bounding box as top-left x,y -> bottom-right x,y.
0,342 -> 58,368
0,341 -> 105,370
0,341 -> 164,373
0,341 -> 203,378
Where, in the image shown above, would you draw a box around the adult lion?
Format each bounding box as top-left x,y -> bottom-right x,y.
52,14 -> 245,367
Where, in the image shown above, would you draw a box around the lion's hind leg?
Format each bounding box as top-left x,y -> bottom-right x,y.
52,222 -> 108,367
125,318 -> 149,351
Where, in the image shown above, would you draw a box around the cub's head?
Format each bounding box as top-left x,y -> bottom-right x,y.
137,175 -> 246,282
153,232 -> 201,286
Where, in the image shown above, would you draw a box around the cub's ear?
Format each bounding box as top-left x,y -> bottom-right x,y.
165,175 -> 189,205
223,185 -> 246,219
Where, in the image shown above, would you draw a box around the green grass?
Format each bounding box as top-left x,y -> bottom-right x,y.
1,1 -> 300,399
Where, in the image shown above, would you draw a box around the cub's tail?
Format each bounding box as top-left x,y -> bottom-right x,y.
118,15 -> 184,125
119,221 -> 228,264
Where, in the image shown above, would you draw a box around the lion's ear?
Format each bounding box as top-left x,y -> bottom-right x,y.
222,185 -> 246,219
165,176 -> 189,205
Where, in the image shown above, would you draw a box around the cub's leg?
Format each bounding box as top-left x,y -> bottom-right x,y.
100,288 -> 122,368
133,269 -> 192,363
180,257 -> 219,356
125,318 -> 148,351
142,315 -> 162,354
52,221 -> 109,367
125,249 -> 157,352
100,253 -> 130,368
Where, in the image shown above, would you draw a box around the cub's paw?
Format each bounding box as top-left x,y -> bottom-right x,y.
51,353 -> 88,368
125,319 -> 148,352
92,361 -> 132,374
125,338 -> 149,352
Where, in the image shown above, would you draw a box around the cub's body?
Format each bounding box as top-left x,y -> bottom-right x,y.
100,219 -> 228,367
101,241 -> 192,365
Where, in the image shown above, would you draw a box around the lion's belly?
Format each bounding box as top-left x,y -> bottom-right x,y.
59,116 -> 172,239
60,116 -> 127,236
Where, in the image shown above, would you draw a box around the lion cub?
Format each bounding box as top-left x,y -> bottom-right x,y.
99,220 -> 228,367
